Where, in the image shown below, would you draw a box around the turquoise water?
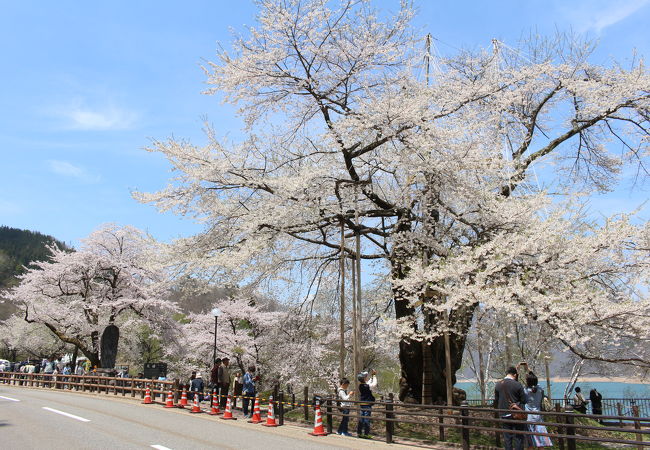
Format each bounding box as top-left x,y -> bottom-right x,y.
457,381 -> 649,400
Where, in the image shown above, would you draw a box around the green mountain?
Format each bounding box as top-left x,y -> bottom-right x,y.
0,226 -> 70,319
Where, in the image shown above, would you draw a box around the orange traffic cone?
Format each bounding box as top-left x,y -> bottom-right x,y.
262,396 -> 278,427
308,401 -> 328,436
142,386 -> 153,404
221,395 -> 237,420
189,392 -> 203,414
163,390 -> 176,408
209,391 -> 221,415
248,397 -> 262,423
178,387 -> 188,408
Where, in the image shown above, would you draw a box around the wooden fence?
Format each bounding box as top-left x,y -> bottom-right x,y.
1,371 -> 648,449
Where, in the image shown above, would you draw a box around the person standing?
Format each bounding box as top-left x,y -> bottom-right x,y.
494,366 -> 526,450
357,369 -> 377,439
589,388 -> 603,416
242,366 -> 257,418
337,378 -> 354,436
218,357 -> 231,409
523,372 -> 552,448
573,387 -> 588,414
210,358 -> 221,390
190,372 -> 205,401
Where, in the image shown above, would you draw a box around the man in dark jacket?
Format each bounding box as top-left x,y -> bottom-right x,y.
217,357 -> 231,409
494,366 -> 526,450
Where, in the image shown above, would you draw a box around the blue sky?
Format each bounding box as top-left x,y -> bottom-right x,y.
1,0 -> 649,246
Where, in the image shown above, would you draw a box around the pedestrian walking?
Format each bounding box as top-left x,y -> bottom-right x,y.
337,378 -> 354,436
523,372 -> 552,448
242,366 -> 257,418
494,366 -> 526,450
218,357 -> 231,409
357,369 -> 377,439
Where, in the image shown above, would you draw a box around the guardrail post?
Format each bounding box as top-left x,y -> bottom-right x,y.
131,378 -> 135,397
632,405 -> 643,450
460,401 -> 470,450
326,397 -> 333,434
291,392 -> 296,411
565,405 -> 576,450
385,392 -> 394,444
439,406 -> 446,441
303,386 -> 309,421
279,391 -> 285,426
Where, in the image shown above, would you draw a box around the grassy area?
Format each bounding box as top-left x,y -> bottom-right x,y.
284,406 -> 637,448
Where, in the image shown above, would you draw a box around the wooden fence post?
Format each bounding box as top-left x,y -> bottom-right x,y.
460,401 -> 470,450
303,386 -> 309,421
439,406 -> 446,442
565,405 -> 576,450
279,391 -> 285,426
632,405 -> 643,450
617,402 -> 624,427
493,409 -> 501,447
385,393 -> 394,444
326,398 -> 333,434
555,403 -> 565,450
173,379 -> 179,403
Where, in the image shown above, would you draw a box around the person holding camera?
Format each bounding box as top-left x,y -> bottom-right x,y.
337,378 -> 354,436
357,369 -> 377,439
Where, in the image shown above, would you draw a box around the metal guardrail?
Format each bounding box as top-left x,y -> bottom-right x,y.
1,372 -> 648,448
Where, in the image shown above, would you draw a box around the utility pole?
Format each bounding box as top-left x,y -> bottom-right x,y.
351,250 -> 359,380
354,193 -> 363,375
339,218 -> 346,380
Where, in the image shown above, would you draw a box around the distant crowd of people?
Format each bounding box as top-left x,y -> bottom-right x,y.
0,357 -> 96,376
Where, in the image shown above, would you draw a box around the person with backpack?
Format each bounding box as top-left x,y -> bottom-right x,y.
523,372 -> 552,448
336,378 -> 354,436
357,370 -> 377,439
190,372 -> 205,401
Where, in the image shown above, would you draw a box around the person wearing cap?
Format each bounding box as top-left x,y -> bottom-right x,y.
190,371 -> 205,401
357,369 -> 377,438
217,357 -> 231,409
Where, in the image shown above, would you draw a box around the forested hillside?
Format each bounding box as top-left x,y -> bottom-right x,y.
0,226 -> 70,319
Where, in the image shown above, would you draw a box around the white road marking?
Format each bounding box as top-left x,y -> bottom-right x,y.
42,406 -> 90,422
151,445 -> 172,450
0,395 -> 20,402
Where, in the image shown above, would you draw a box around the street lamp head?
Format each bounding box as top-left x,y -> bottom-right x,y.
211,307 -> 222,317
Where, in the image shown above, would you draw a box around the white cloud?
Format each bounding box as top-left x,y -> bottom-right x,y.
47,160 -> 101,183
51,100 -> 139,131
558,0 -> 650,33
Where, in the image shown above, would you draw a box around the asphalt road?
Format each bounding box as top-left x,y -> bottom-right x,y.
0,385 -> 414,450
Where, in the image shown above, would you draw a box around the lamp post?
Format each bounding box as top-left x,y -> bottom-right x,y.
211,307 -> 222,363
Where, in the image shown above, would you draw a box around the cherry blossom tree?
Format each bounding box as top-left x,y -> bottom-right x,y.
5,224 -> 178,367
137,0 -> 650,402
0,314 -> 69,361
